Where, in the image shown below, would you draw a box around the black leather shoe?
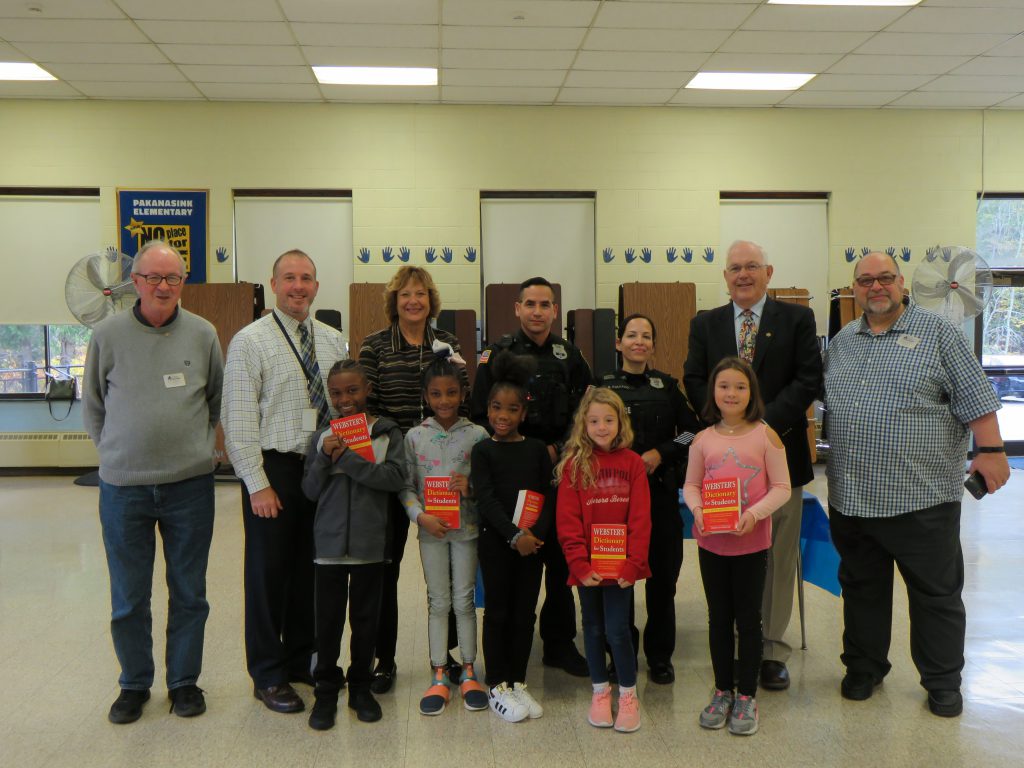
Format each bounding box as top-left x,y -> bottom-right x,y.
840,671 -> 881,701
760,660 -> 791,691
168,685 -> 206,717
348,688 -> 382,723
370,661 -> 397,694
649,661 -> 675,685
308,695 -> 338,730
445,654 -> 462,687
290,671 -> 316,687
542,645 -> 590,677
108,688 -> 150,724
928,689 -> 963,717
254,683 -> 304,713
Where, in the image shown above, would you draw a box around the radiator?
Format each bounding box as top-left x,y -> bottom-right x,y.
0,432 -> 99,467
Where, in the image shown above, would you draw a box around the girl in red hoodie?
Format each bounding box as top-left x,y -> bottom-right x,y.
556,387 -> 651,733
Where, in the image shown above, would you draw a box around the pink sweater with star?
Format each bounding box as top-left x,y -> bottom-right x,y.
682,422 -> 791,557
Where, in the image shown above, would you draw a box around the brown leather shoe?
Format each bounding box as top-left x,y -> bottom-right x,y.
254,683 -> 304,713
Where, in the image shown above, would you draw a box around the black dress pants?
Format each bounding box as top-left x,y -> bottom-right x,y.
314,562 -> 384,696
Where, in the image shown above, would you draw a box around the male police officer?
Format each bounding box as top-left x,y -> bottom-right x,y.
470,277 -> 592,676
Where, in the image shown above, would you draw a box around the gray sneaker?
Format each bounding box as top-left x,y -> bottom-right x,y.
699,688 -> 733,729
728,694 -> 758,736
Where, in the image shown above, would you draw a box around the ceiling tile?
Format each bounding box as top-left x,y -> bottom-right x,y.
925,0 -> 1024,6
574,51 -> 709,72
583,28 -> 731,53
15,42 -> 168,64
951,57 -> 1024,76
134,20 -> 293,45
0,80 -> 84,98
0,19 -> 147,43
565,70 -> 691,89
71,81 -> 204,99
742,7 -> 907,33
43,63 -> 185,82
303,46 -> 438,67
921,74 -> 1024,92
558,87 -> 676,104
442,49 -> 576,69
443,0 -> 599,27
320,83 -> 440,102
991,93 -> 1024,108
886,90 -> 1016,108
180,65 -> 315,84
669,89 -> 786,107
442,25 -> 586,50
0,1 -> 123,19
854,32 -> 1012,56
720,31 -> 874,55
292,23 -> 438,48
442,69 -> 565,88
595,3 -> 756,31
802,73 -> 934,91
194,82 -> 323,100
160,44 -> 306,66
887,7 -> 1024,35
0,41 -> 23,58
115,0 -> 284,21
701,53 -> 841,73
985,36 -> 1024,57
441,86 -> 558,104
780,90 -> 902,107
828,54 -> 970,75
281,0 -> 439,25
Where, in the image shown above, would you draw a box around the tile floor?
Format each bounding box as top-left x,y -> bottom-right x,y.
1,467 -> 1022,768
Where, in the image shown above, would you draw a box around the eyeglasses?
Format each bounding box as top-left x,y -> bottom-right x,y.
854,274 -> 898,288
136,273 -> 184,286
726,263 -> 764,275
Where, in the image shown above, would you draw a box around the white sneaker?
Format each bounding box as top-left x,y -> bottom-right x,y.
512,682 -> 544,719
489,683 -> 528,723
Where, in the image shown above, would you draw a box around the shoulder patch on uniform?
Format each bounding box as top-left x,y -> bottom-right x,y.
479,349 -> 492,364
601,373 -> 616,381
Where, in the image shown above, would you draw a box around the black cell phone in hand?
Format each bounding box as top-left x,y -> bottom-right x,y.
964,470 -> 988,500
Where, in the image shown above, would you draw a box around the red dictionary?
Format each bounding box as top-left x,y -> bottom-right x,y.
591,524 -> 627,580
423,476 -> 460,529
330,414 -> 375,462
701,477 -> 741,534
512,489 -> 544,530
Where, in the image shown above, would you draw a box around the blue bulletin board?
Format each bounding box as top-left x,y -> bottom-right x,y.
117,189 -> 209,283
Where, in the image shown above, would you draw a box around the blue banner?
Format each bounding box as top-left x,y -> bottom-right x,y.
117,189 -> 208,283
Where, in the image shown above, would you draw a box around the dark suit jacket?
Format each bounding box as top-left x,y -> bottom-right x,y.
683,297 -> 822,487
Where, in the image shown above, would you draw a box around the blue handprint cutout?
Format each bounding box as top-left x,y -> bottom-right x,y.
900,247 -> 911,262
398,246 -> 411,263
703,247 -> 715,263
666,247 -> 677,263
925,245 -> 939,262
625,248 -> 636,264
640,247 -> 652,263
885,246 -> 895,257
941,246 -> 952,261
682,247 -> 693,263
464,246 -> 477,263
425,247 -> 437,263
216,246 -> 229,263
358,247 -> 371,263
382,246 -> 394,263
602,247 -> 614,263
861,247 -> 871,257
106,245 -> 119,262
844,247 -> 856,263
441,247 -> 453,263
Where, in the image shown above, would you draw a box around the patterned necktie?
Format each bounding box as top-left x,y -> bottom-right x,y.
298,323 -> 330,427
738,309 -> 757,363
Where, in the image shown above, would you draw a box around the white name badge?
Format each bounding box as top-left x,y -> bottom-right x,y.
302,408 -> 318,432
896,334 -> 920,350
163,373 -> 186,388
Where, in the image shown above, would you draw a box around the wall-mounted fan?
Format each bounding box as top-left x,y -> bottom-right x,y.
911,245 -> 993,327
65,247 -> 136,327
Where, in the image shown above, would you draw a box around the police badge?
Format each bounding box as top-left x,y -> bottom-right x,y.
552,343 -> 567,360
650,377 -> 664,389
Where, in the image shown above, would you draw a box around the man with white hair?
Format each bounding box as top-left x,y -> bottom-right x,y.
84,240 -> 224,724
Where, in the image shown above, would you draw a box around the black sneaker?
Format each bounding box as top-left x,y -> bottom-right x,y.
168,685 -> 206,717
108,688 -> 150,724
648,661 -> 675,685
370,661 -> 397,694
445,653 -> 462,689
308,695 -> 338,731
542,645 -> 589,677
349,688 -> 383,723
928,689 -> 963,717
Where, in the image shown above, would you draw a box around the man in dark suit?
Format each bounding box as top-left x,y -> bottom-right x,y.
683,239 -> 822,692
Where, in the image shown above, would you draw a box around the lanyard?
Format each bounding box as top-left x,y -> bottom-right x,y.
272,312 -> 316,385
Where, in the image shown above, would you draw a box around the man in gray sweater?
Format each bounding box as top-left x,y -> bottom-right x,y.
83,240 -> 224,725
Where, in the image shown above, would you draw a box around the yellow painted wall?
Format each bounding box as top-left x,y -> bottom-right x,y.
1,100 -> 1019,317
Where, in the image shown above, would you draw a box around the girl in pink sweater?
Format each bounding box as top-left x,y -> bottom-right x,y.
683,357 -> 790,737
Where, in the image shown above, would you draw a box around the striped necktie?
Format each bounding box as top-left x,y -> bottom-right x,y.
298,323 -> 330,427
738,309 -> 757,363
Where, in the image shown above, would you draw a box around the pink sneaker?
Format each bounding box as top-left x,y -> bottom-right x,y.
614,690 -> 641,733
588,687 -> 613,728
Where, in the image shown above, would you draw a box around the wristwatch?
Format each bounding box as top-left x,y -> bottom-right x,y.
976,446 -> 1005,454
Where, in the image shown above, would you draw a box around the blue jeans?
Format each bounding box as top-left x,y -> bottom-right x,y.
578,584 -> 637,688
99,473 -> 215,691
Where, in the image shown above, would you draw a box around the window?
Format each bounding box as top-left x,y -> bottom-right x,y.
0,324 -> 90,398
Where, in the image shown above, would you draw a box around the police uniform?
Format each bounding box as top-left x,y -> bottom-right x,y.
470,329 -> 592,663
599,367 -> 701,674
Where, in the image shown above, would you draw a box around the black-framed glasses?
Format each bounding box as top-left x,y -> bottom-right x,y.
854,274 -> 898,288
136,273 -> 184,286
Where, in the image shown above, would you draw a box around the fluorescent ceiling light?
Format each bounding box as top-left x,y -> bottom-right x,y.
686,72 -> 816,91
0,62 -> 56,81
313,66 -> 437,86
768,0 -> 922,6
